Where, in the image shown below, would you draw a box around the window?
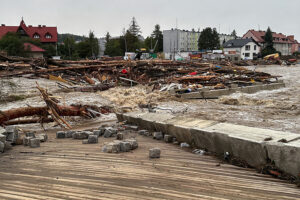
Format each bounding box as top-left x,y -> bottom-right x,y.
245,53 -> 250,57
254,45 -> 257,50
245,45 -> 250,51
45,33 -> 52,39
33,33 -> 40,39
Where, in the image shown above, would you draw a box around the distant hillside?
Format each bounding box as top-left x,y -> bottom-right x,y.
58,33 -> 86,43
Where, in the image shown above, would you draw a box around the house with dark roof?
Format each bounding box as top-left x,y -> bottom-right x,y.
0,19 -> 57,44
223,38 -> 260,60
242,30 -> 296,55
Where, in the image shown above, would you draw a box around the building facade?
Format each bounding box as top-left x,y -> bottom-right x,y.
223,38 -> 260,60
242,30 -> 296,55
163,29 -> 200,54
0,19 -> 57,44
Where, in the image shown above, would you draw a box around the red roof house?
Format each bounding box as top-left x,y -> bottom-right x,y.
24,43 -> 45,52
242,30 -> 296,55
287,35 -> 299,54
0,19 -> 57,44
24,43 -> 46,58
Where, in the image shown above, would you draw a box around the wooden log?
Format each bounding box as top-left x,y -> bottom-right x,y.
0,105 -> 94,125
83,75 -> 95,85
3,118 -> 53,125
0,63 -> 32,68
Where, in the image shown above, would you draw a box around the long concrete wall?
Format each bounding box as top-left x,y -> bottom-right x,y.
116,112 -> 300,177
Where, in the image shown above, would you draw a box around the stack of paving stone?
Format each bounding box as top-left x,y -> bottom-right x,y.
56,126 -> 119,144
23,132 -> 48,148
102,139 -> 138,153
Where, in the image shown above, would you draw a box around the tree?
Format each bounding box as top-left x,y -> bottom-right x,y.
105,32 -> 111,43
144,24 -> 163,53
264,27 -> 274,48
198,27 -> 220,50
128,17 -> 141,36
120,30 -> 142,53
231,29 -> 237,39
104,38 -> 122,56
0,32 -> 25,56
151,24 -> 163,52
77,31 -> 99,58
261,27 -> 277,57
58,36 -> 77,59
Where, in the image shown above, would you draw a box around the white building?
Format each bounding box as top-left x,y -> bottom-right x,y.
163,29 -> 200,58
223,38 -> 260,60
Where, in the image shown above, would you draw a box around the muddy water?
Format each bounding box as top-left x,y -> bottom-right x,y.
159,64 -> 300,133
1,65 -> 300,133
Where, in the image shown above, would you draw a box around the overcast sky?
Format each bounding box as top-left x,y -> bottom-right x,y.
1,0 -> 299,39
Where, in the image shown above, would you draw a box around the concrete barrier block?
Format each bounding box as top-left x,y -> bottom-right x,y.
265,140 -> 300,177
29,138 -> 40,148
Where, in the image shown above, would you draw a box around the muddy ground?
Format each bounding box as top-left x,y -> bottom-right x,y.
1,64 -> 300,133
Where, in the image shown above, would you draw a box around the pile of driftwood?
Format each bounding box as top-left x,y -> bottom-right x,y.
0,54 -> 280,91
0,83 -> 110,129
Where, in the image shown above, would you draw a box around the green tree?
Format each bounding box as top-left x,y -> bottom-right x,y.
77,31 -> 99,58
261,27 -> 277,57
128,17 -> 141,37
120,30 -> 141,53
264,27 -> 274,48
144,24 -> 163,53
58,36 -> 77,59
198,27 -> 220,50
231,29 -> 237,39
104,38 -> 122,56
0,32 -> 25,56
151,24 -> 163,52
105,32 -> 111,43
42,44 -> 56,58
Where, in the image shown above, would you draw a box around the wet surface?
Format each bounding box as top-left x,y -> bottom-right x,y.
0,123 -> 299,200
1,64 -> 300,133
159,64 -> 300,133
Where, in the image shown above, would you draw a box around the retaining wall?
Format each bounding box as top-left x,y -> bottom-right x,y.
116,112 -> 300,177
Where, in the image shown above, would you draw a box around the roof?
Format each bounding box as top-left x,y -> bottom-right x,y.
0,20 -> 57,43
223,38 -> 257,48
24,43 -> 45,52
243,30 -> 293,44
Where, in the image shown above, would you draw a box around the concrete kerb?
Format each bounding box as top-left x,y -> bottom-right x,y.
118,112 -> 300,177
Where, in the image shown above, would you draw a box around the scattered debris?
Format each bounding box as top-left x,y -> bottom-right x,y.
102,138 -> 138,153
29,138 -> 40,148
149,148 -> 161,158
153,132 -> 163,140
180,142 -> 190,148
164,135 -> 173,143
192,149 -> 206,155
87,135 -> 98,144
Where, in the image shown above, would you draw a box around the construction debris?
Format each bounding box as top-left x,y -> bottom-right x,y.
102,139 -> 138,153
149,148 -> 161,158
0,83 -> 111,128
0,56 -> 283,95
